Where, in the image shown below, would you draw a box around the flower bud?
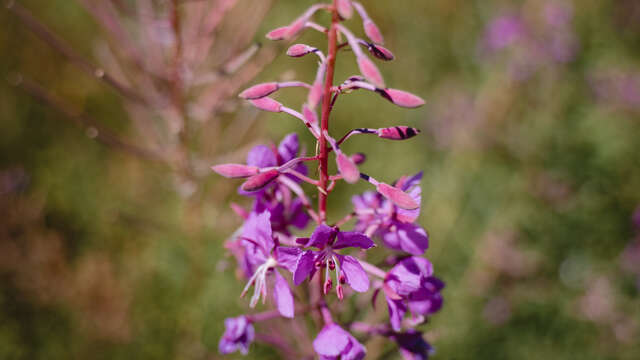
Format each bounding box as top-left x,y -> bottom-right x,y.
284,17 -> 306,39
211,164 -> 260,178
241,169 -> 280,192
286,44 -> 315,57
350,153 -> 366,165
266,26 -> 289,40
377,126 -> 420,140
307,81 -> 324,109
239,82 -> 279,100
364,19 -> 384,44
302,104 -> 318,125
368,44 -> 395,61
249,97 -> 282,112
357,57 -> 385,88
336,0 -> 353,19
336,153 -> 360,184
376,183 -> 419,210
381,88 -> 426,108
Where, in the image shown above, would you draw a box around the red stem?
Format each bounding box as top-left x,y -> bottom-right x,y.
318,1 -> 339,222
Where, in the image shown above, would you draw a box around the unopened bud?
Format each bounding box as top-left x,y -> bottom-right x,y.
336,284 -> 344,300
284,17 -> 306,39
364,19 -> 384,44
307,81 -> 323,109
381,88 -> 425,108
377,126 -> 420,140
302,104 -> 318,125
350,153 -> 366,165
249,97 -> 282,112
266,26 -> 289,40
323,279 -> 333,295
287,44 -> 315,57
336,0 -> 353,19
211,164 -> 260,178
239,82 -> 279,99
336,153 -> 360,184
241,169 -> 280,192
376,183 -> 419,210
368,43 -> 395,61
357,57 -> 385,88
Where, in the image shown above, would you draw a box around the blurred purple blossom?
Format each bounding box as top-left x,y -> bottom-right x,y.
219,315 -> 255,355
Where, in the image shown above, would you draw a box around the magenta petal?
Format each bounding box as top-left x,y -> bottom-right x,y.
249,97 -> 282,112
247,145 -> 277,168
377,183 -> 419,210
275,246 -> 302,273
340,255 -> 370,292
211,164 -> 259,178
294,250 -> 316,285
266,26 -> 289,40
357,57 -> 385,88
306,224 -> 335,248
239,82 -> 279,99
384,88 -> 426,108
364,19 -> 384,44
242,211 -> 274,255
241,170 -> 280,192
333,231 -> 375,250
336,153 -> 360,184
273,271 -> 294,318
382,223 -> 429,255
278,133 -> 300,163
386,297 -> 407,332
313,324 -> 350,357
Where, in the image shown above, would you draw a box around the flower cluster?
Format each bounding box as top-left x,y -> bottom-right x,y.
212,1 -> 443,358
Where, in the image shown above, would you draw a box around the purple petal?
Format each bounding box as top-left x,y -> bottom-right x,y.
219,316 -> 255,355
289,198 -> 310,229
382,223 -> 429,255
339,255 -> 370,292
277,133 -> 299,163
294,250 -> 316,285
333,231 -> 375,250
313,324 -> 350,357
247,145 -> 277,168
242,211 -> 274,255
342,337 -> 366,360
386,297 -> 407,332
408,287 -> 443,316
273,271 -> 294,318
305,224 -> 336,248
275,246 -> 301,273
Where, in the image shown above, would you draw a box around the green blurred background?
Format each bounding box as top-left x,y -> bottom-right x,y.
1,0 -> 639,359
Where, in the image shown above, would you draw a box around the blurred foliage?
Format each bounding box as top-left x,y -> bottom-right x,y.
1,0 -> 640,359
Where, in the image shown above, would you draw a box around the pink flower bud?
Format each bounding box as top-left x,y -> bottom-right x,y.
368,44 -> 395,61
336,0 -> 353,19
249,97 -> 282,112
336,153 -> 360,184
241,169 -> 280,192
230,203 -> 249,219
239,82 -> 279,100
211,164 -> 260,178
287,44 -> 315,57
350,152 -> 366,165
284,17 -> 306,39
357,57 -> 385,88
303,104 -> 318,125
364,19 -> 384,44
307,81 -> 324,109
382,88 -> 425,108
377,126 -> 420,140
376,183 -> 419,210
266,26 -> 289,40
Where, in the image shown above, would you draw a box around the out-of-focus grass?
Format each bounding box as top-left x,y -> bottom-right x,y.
1,0 -> 640,359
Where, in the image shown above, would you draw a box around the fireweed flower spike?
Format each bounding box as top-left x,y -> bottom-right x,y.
216,1 -> 443,357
